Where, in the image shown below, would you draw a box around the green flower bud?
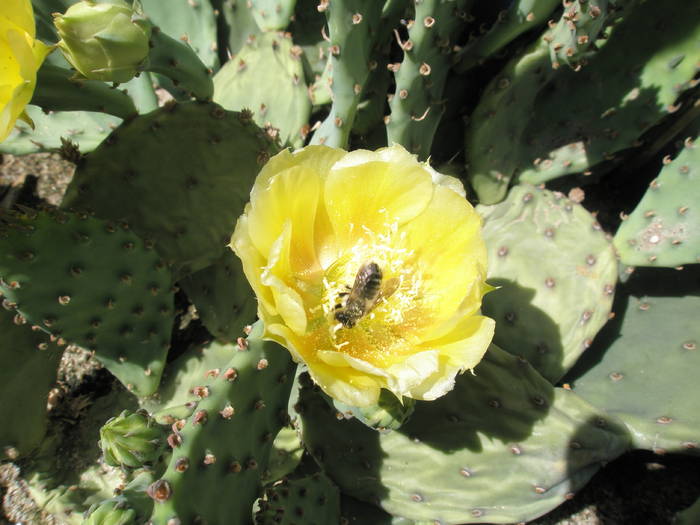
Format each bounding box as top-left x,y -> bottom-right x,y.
99,409 -> 166,469
85,499 -> 136,525
53,0 -> 152,83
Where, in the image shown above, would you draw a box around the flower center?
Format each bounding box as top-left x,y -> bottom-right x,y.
307,226 -> 432,365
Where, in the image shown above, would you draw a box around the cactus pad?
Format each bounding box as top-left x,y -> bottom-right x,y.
0,208 -> 174,396
299,345 -> 630,524
178,250 -> 257,342
613,132 -> 700,267
255,472 -> 340,525
0,309 -> 62,458
213,31 -> 311,148
568,266 -> 700,455
478,184 -> 617,382
148,322 -> 297,524
62,101 -> 279,277
0,105 -> 120,155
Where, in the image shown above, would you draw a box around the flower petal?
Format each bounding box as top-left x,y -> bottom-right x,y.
400,184 -> 488,326
324,145 -> 435,248
2,0 -> 35,39
261,222 -> 307,335
420,314 -> 495,370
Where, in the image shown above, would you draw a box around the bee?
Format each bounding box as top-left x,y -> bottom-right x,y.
334,262 -> 383,328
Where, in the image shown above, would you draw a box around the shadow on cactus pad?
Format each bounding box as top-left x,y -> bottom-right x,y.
299,344 -> 629,523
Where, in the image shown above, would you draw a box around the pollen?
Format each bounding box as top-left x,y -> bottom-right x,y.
308,223 -> 430,364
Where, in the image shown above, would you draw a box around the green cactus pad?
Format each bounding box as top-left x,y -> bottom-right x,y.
263,426 -> 304,485
148,322 -> 297,524
298,345 -> 631,524
340,495 -> 401,524
517,0 -> 700,187
613,132 -> 700,267
255,472 -> 340,525
567,266 -> 700,455
478,184 -> 617,383
466,0 -> 700,204
178,250 -> 257,342
0,309 -> 62,458
213,31 -> 311,148
219,0 -> 263,58
141,0 -> 219,70
545,0 -> 621,70
0,208 -> 174,396
62,101 -> 279,277
455,0 -> 560,72
141,326 -> 256,422
32,64 -> 138,119
387,0 -> 471,159
249,0 -> 297,31
309,0 -> 386,148
144,29 -> 214,101
0,105 -> 120,155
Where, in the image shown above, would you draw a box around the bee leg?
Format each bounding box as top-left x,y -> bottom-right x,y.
334,303 -> 342,310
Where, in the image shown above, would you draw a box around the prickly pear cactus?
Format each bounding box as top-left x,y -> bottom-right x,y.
0,308 -> 62,458
3,0 -> 700,522
567,266 -> 700,455
614,129 -> 700,267
255,472 -> 341,525
213,31 -> 311,148
298,346 -> 631,524
466,0 -> 700,204
62,101 -> 280,277
0,207 -> 174,396
148,322 -> 297,524
478,184 -> 617,382
178,250 -> 258,343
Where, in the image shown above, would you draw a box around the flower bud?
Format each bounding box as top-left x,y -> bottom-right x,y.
53,0 -> 151,83
84,499 -> 136,525
99,410 -> 166,468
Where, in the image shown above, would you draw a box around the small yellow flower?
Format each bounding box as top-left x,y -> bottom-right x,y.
231,145 -> 495,407
0,0 -> 52,142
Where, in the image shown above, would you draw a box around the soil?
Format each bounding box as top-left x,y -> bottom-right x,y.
1,153 -> 699,525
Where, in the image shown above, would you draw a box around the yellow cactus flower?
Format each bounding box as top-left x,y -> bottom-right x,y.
0,0 -> 52,142
231,145 -> 495,407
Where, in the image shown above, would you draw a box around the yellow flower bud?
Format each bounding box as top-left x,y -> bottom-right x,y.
0,0 -> 52,142
231,145 -> 495,407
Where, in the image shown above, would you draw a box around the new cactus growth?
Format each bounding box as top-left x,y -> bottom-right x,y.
99,410 -> 168,469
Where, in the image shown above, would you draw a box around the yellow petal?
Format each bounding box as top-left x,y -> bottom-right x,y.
1,0 -> 35,39
261,221 -> 308,335
399,184 -> 487,326
230,212 -> 277,317
384,349 -> 440,396
307,357 -> 383,406
247,146 -> 344,275
0,3 -> 52,143
420,314 -> 495,370
324,145 -> 435,248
